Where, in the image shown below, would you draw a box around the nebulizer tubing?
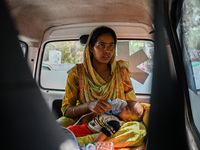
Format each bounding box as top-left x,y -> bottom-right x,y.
73,112 -> 93,126
73,99 -> 121,126
105,99 -> 121,116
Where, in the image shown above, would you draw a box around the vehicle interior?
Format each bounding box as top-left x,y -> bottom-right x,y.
2,0 -> 200,149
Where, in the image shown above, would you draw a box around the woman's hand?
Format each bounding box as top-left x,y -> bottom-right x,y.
88,100 -> 113,114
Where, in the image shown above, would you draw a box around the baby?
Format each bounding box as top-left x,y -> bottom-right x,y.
68,98 -> 145,143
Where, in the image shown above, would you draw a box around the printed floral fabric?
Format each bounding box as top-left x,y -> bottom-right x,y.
77,121 -> 146,148
61,60 -> 136,117
58,26 -> 147,148
61,26 -> 136,125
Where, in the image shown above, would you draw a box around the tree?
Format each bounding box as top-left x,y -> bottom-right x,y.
43,41 -> 84,64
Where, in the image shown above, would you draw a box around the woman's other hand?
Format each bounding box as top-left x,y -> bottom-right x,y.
88,100 -> 113,114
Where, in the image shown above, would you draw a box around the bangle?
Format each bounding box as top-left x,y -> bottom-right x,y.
73,106 -> 78,117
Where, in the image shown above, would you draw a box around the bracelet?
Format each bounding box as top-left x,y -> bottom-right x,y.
73,106 -> 78,117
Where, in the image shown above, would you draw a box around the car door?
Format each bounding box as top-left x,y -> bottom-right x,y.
146,0 -> 200,149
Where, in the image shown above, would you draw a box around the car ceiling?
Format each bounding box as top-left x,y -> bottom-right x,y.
6,0 -> 152,46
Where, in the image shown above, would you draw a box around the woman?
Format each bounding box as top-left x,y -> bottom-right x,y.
58,26 -> 146,148
58,26 -> 136,125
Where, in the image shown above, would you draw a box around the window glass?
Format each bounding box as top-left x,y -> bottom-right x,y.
178,0 -> 200,135
41,41 -> 84,89
40,40 -> 154,94
116,40 -> 153,94
181,0 -> 200,91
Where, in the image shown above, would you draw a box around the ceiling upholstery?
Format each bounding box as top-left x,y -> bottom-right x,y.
6,0 -> 152,45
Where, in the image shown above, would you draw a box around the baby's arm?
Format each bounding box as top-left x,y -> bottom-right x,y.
91,132 -> 107,143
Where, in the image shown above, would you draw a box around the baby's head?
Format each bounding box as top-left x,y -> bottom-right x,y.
118,100 -> 144,122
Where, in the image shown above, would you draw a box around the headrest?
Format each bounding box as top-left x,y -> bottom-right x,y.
79,34 -> 89,45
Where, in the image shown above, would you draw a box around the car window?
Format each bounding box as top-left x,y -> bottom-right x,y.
177,0 -> 200,134
40,40 -> 154,94
179,0 -> 200,92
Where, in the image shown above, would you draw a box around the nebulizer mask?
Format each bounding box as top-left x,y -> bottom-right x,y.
106,99 -> 127,116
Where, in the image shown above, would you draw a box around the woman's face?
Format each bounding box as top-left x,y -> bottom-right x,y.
90,33 -> 115,64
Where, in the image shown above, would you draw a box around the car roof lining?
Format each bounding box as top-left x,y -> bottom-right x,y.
6,0 -> 153,46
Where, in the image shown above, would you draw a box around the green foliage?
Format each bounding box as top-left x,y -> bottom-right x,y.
129,40 -> 154,56
43,41 -> 84,64
182,0 -> 200,50
43,40 -> 154,65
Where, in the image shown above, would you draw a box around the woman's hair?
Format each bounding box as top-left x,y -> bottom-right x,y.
89,26 -> 117,48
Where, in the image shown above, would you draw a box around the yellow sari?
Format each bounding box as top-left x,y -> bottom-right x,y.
58,26 -> 146,148
61,26 -> 136,118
